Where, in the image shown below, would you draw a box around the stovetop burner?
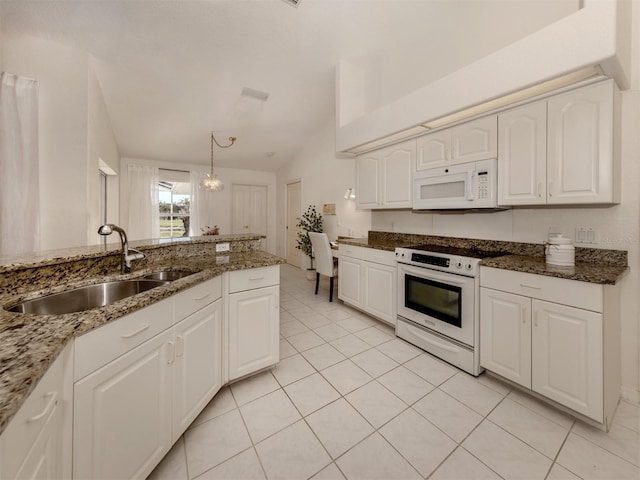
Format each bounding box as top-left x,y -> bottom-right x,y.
405,244 -> 507,259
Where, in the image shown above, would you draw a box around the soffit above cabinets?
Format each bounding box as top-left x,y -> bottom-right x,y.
336,0 -> 632,155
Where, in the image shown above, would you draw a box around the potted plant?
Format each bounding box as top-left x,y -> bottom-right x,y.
296,205 -> 323,280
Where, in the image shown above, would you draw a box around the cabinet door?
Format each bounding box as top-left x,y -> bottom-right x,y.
416,130 -> 450,170
173,299 -> 223,439
450,116 -> 497,165
12,412 -> 61,480
338,257 -> 363,308
228,285 -> 279,381
363,262 -> 396,324
498,101 -> 547,206
74,329 -> 173,480
532,299 -> 603,421
547,80 -> 615,204
380,142 -> 414,208
355,155 -> 380,209
480,288 -> 531,388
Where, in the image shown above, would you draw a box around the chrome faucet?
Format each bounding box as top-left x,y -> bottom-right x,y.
98,224 -> 145,274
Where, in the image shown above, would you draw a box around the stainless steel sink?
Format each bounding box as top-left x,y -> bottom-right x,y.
7,280 -> 167,315
142,270 -> 195,282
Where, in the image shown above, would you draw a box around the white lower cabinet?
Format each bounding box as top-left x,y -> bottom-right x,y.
0,342 -> 73,480
480,267 -> 619,428
338,245 -> 396,325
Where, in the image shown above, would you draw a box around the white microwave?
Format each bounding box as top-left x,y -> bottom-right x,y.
412,158 -> 500,210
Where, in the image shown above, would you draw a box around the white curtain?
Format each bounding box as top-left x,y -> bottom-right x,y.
189,171 -> 212,236
127,164 -> 160,240
0,72 -> 40,256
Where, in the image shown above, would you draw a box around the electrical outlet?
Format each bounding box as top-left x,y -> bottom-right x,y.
215,242 -> 230,252
575,227 -> 599,244
216,255 -> 229,265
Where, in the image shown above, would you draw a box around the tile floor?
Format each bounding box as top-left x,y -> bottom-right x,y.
148,264 -> 640,480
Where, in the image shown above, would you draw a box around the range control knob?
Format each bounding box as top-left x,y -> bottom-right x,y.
465,263 -> 473,270
455,261 -> 463,269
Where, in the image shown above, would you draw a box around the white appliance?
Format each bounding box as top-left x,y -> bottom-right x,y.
395,245 -> 504,376
413,159 -> 499,210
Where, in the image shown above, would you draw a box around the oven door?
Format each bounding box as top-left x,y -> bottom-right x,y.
397,262 -> 475,347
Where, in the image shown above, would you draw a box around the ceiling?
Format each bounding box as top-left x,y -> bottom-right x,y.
0,0 -> 578,172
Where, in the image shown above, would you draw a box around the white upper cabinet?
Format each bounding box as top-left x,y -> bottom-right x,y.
498,101 -> 547,205
356,139 -> 415,210
417,116 -> 497,170
547,80 -> 617,204
498,79 -> 619,206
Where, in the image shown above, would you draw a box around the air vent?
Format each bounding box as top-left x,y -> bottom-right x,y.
282,0 -> 301,6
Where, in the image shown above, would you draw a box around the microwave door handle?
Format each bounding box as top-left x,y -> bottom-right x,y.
467,171 -> 475,201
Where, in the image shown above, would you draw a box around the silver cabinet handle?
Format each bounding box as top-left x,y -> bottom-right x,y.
520,283 -> 541,290
167,341 -> 175,364
176,336 -> 184,357
195,293 -> 211,301
249,277 -> 265,281
122,323 -> 150,339
548,182 -> 554,197
27,392 -> 57,423
522,308 -> 528,324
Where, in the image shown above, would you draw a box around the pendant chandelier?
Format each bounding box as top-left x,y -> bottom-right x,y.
200,132 -> 237,191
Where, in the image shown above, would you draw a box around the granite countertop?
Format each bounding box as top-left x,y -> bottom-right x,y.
337,237 -> 414,252
0,250 -> 284,436
480,254 -> 629,285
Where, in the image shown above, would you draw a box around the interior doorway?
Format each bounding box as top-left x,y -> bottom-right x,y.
231,184 -> 268,250
286,180 -> 302,267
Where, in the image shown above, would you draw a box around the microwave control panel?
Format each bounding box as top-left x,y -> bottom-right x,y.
476,171 -> 489,200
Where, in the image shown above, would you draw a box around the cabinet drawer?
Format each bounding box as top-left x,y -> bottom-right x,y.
480,267 -> 602,312
174,276 -> 222,320
338,244 -> 366,259
229,266 -> 279,293
361,248 -> 396,267
74,296 -> 174,381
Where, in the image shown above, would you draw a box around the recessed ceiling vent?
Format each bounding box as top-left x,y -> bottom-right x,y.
281,0 -> 301,7
241,87 -> 270,102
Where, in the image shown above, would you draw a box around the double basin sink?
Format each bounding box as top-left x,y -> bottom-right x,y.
7,270 -> 196,315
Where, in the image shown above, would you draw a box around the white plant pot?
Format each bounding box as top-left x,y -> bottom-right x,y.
305,269 -> 316,281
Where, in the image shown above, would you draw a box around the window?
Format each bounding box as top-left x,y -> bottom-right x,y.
158,169 -> 191,238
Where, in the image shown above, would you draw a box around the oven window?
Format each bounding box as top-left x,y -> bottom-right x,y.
404,274 -> 462,328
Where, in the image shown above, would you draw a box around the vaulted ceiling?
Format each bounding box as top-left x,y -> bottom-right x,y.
0,0 -> 577,171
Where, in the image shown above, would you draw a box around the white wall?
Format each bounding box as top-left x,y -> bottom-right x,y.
120,157 -> 277,254
275,117 -> 372,260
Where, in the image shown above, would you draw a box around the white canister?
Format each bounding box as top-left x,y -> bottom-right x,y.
545,234 -> 575,266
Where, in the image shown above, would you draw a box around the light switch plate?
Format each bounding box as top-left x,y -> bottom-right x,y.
215,242 -> 230,252
575,227 -> 599,244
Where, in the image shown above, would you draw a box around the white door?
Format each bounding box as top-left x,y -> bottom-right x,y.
480,288 -> 532,388
74,330 -> 173,480
232,184 -> 268,249
355,155 -> 380,209
228,286 -> 279,381
532,299 -> 603,421
286,180 -> 302,267
547,80 -> 614,204
172,300 -> 222,440
450,116 -> 498,165
363,262 -> 396,324
498,101 -> 547,206
416,130 -> 450,170
381,141 -> 414,208
338,257 -> 363,308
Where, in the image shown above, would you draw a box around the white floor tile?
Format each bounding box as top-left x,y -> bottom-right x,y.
302,343 -> 347,371
194,448 -> 266,480
379,408 -> 456,477
430,447 -> 501,480
336,316 -> 375,333
345,381 -> 407,428
377,366 -> 435,405
321,359 -> 372,395
306,398 -> 374,458
330,334 -> 371,357
321,308 -> 357,322
488,397 -> 570,459
439,372 -> 505,416
189,386 -> 236,429
184,409 -> 252,479
613,400 -> 640,433
310,462 -> 346,480
413,389 -> 483,443
298,312 -> 333,329
375,338 -> 422,364
462,420 -> 552,480
476,372 -> 513,396
507,388 -> 575,430
255,420 -> 331,480
271,353 -> 315,386
280,319 -> 310,337
147,437 -> 188,480
313,323 -> 351,342
572,420 -> 640,467
279,338 -> 297,359
336,432 -> 422,480
404,353 -> 458,386
351,348 -> 399,378
284,373 -> 341,416
239,389 -> 301,443
557,432 -> 640,479
353,326 -> 394,347
230,370 -> 280,406
546,462 -> 582,480
286,330 -> 326,352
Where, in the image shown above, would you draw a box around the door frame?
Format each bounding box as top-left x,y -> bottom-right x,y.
285,179 -> 303,266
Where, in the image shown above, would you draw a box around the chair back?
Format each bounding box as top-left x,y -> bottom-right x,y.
308,232 -> 335,277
